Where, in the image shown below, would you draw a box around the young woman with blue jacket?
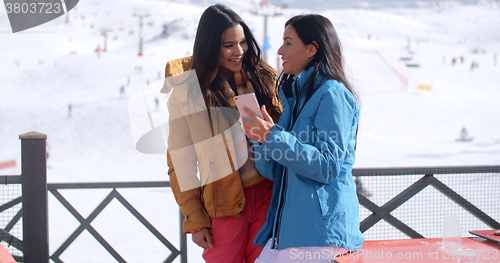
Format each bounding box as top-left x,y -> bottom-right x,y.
242,14 -> 364,262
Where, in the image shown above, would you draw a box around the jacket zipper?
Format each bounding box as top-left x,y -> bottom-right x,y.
272,86 -> 296,249
273,167 -> 288,249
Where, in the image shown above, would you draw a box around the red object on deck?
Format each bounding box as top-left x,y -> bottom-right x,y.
0,160 -> 16,170
470,230 -> 500,243
336,237 -> 500,263
0,243 -> 16,263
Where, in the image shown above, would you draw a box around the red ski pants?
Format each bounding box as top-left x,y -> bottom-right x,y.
202,180 -> 273,263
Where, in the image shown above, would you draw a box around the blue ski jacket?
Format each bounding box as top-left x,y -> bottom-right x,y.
252,66 -> 364,251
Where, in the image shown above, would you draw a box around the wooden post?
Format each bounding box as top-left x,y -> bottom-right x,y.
19,131 -> 49,263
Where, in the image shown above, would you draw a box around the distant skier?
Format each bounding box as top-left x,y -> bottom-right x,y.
471,61 -> 479,71
155,97 -> 159,110
461,127 -> 468,140
68,104 -> 72,118
457,127 -> 473,142
120,85 -> 125,97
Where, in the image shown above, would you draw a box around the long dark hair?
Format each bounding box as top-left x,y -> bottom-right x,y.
191,4 -> 279,115
281,14 -> 359,147
279,14 -> 358,104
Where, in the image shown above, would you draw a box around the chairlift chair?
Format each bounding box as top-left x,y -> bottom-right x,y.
400,47 -> 414,61
405,53 -> 420,67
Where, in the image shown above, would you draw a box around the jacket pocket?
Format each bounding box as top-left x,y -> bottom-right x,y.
315,183 -> 330,222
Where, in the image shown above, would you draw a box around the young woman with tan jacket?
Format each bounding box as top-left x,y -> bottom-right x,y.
164,4 -> 281,263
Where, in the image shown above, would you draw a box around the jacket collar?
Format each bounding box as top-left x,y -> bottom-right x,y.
294,66 -> 315,90
293,66 -> 327,97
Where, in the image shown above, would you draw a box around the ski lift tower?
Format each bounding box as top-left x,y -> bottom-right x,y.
251,1 -> 282,64
100,28 -> 111,52
133,11 -> 150,57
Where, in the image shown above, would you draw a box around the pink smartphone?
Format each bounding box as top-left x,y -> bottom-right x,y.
234,93 -> 263,122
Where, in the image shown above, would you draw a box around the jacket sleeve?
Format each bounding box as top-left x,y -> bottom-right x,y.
167,154 -> 212,233
165,56 -> 211,233
258,86 -> 356,184
167,102 -> 212,233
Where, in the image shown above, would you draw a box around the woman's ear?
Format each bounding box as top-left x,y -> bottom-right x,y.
308,41 -> 318,58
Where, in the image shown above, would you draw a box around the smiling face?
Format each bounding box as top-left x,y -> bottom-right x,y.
278,25 -> 316,77
219,24 -> 248,77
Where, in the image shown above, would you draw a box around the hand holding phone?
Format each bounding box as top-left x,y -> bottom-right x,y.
234,93 -> 263,122
237,94 -> 275,143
